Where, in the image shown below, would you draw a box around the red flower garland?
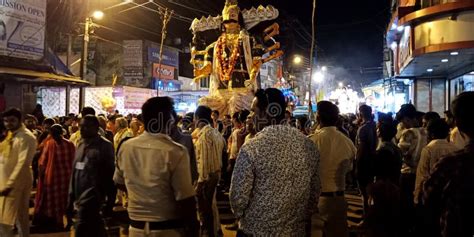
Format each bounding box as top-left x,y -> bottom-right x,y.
216,35 -> 240,82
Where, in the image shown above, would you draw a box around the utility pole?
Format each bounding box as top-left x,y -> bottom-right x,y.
157,8 -> 173,96
66,0 -> 74,115
79,17 -> 91,111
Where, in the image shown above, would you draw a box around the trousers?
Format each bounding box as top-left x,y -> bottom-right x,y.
75,204 -> 107,237
196,172 -> 219,237
312,196 -> 348,237
129,225 -> 185,237
0,186 -> 30,237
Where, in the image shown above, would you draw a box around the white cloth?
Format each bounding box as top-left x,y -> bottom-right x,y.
398,127 -> 428,174
114,132 -> 195,222
450,127 -> 469,150
0,127 -> 36,237
195,125 -> 225,183
309,126 -> 356,193
414,139 -> 459,204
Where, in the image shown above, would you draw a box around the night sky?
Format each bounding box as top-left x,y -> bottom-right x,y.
85,0 -> 392,86
233,0 -> 391,86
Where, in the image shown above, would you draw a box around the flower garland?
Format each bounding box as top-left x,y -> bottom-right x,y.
216,34 -> 240,82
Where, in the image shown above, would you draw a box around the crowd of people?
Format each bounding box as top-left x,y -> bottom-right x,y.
0,89 -> 473,237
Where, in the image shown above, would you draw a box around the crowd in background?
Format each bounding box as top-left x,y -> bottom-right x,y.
0,90 -> 473,237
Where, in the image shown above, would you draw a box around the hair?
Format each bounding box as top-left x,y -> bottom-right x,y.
423,112 -> 441,123
239,110 -> 250,123
359,104 -> 373,120
24,114 -> 38,123
115,117 -> 129,131
378,112 -> 393,124
82,115 -> 100,129
50,124 -> 64,141
3,108 -> 22,121
232,112 -> 240,121
297,115 -> 309,132
379,121 -> 397,142
195,106 -> 213,125
452,92 -> 474,138
427,118 -> 450,140
81,107 -> 96,116
212,110 -> 220,116
317,101 -> 339,126
142,97 -> 174,133
254,88 -> 287,123
224,114 -> 231,120
444,110 -> 453,119
97,116 -> 107,130
43,118 -> 55,127
396,104 -> 417,120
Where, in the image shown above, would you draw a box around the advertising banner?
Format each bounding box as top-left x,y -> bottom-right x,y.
148,46 -> 179,67
123,86 -> 157,109
123,40 -> 143,67
0,0 -> 47,60
152,63 -> 175,80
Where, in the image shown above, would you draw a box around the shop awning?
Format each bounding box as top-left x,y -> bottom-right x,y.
0,67 -> 90,86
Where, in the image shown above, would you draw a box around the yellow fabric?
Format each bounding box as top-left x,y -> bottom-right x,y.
0,131 -> 13,161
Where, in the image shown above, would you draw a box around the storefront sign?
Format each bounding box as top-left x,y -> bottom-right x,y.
0,0 -> 47,60
152,63 -> 175,80
123,86 -> 156,109
148,46 -> 179,67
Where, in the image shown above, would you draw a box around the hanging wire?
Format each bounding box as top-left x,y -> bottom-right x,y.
167,0 -> 212,16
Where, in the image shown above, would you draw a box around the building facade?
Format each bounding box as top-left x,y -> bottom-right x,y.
386,0 -> 474,114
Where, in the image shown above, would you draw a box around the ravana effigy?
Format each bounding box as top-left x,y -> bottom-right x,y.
190,0 -> 284,116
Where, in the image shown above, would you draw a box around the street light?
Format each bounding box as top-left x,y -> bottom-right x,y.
293,55 -> 303,65
92,10 -> 104,20
313,71 -> 324,83
338,82 -> 344,88
321,66 -> 327,72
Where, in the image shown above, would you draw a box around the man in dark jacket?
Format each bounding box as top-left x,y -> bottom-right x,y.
68,115 -> 115,237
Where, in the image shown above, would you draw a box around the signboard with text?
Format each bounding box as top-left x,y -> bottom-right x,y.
0,0 -> 47,60
123,86 -> 157,109
152,63 -> 175,80
147,46 -> 179,67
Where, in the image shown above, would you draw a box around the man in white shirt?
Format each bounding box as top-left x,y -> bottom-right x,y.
396,104 -> 428,235
194,106 -> 225,237
414,119 -> 458,204
309,101 -> 356,237
0,108 -> 37,237
114,97 -> 198,237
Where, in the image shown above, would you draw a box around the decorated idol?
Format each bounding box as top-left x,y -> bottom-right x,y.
190,0 -> 283,116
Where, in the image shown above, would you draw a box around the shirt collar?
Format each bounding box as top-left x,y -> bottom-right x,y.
318,126 -> 337,132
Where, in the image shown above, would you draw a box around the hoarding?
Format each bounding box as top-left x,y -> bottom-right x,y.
0,0 -> 47,60
152,63 -> 175,80
148,46 -> 179,67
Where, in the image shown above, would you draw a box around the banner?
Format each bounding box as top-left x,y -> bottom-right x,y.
153,63 -> 175,80
123,40 -> 143,67
0,0 -> 47,60
123,86 -> 156,109
148,46 -> 179,67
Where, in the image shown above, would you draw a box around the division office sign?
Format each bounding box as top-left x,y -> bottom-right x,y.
0,0 -> 46,60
